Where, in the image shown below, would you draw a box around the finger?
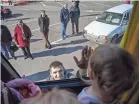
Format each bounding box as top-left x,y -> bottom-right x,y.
87,47 -> 92,57
73,56 -> 79,65
81,47 -> 85,59
84,51 -> 88,60
84,47 -> 91,60
83,45 -> 88,58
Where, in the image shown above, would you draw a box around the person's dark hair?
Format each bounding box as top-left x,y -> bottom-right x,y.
41,10 -> 45,13
89,44 -> 136,98
19,20 -> 23,24
49,61 -> 64,71
1,25 -> 7,30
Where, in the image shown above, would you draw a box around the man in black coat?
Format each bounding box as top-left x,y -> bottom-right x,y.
1,25 -> 16,60
1,6 -> 5,21
38,10 -> 52,49
70,1 -> 80,35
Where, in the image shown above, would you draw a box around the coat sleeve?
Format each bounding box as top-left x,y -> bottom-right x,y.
26,25 -> 32,39
78,7 -> 80,18
14,27 -> 18,44
60,9 -> 63,23
6,26 -> 12,41
69,7 -> 72,18
47,17 -> 50,27
38,17 -> 41,27
67,9 -> 70,22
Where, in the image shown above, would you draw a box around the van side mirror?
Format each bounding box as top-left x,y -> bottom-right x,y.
96,15 -> 100,19
122,20 -> 128,25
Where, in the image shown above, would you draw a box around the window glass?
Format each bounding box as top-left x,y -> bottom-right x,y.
1,1 -> 128,82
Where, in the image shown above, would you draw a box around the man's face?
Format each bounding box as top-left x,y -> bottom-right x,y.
72,1 -> 76,7
41,11 -> 45,17
64,4 -> 68,9
50,66 -> 65,80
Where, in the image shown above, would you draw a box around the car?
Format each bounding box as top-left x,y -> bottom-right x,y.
2,7 -> 12,18
83,4 -> 133,44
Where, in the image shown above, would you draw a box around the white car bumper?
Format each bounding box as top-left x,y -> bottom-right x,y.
83,31 -> 106,44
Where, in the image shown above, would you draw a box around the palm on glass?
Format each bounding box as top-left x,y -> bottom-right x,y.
73,46 -> 93,70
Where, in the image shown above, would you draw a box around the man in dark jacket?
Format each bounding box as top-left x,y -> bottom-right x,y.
38,10 -> 51,49
1,25 -> 16,60
70,1 -> 80,35
1,6 -> 5,21
60,4 -> 70,40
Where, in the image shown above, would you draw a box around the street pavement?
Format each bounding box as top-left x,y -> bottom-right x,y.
1,1 -> 124,82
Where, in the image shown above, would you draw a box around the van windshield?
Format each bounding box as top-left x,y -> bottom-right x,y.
96,12 -> 123,25
1,1 -> 125,83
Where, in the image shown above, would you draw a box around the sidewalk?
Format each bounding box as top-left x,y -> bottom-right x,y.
0,2 -> 15,6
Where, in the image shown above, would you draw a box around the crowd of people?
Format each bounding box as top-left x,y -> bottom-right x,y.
1,1 -> 80,60
1,44 -> 137,104
1,20 -> 34,60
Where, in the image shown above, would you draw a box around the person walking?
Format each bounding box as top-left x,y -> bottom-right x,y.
1,6 -> 5,21
14,20 -> 34,60
60,4 -> 70,40
8,0 -> 12,5
70,1 -> 80,35
38,10 -> 52,49
1,25 -> 17,60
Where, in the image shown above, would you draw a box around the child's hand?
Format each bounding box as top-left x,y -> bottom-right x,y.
6,78 -> 31,88
73,46 -> 93,70
28,83 -> 41,97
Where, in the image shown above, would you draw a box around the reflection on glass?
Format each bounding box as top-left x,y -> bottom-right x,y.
96,12 -> 123,25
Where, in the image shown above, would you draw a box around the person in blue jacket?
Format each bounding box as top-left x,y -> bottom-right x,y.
60,4 -> 70,40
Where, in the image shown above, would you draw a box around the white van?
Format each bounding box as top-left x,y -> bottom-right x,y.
83,4 -> 133,44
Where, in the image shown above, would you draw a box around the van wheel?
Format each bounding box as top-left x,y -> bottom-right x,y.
106,40 -> 110,44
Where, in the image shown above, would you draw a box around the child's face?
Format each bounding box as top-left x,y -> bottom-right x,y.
19,88 -> 30,98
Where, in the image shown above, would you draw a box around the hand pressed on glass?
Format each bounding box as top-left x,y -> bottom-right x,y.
73,45 -> 93,70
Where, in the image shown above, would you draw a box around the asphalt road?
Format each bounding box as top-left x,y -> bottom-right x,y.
1,1 -> 124,82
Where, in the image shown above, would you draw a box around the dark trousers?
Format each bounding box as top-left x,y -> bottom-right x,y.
42,31 -> 51,47
71,20 -> 79,34
8,1 -> 12,5
21,46 -> 33,58
1,13 -> 5,20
